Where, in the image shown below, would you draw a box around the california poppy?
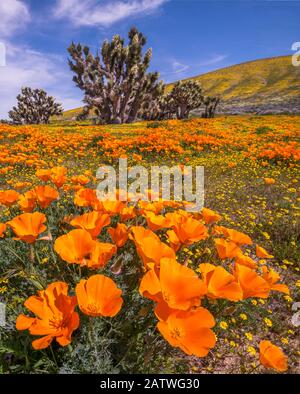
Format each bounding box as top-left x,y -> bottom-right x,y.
144,211 -> 171,232
172,217 -> 208,246
0,223 -> 6,238
16,282 -> 79,350
86,242 -> 117,269
18,190 -> 36,212
54,229 -> 95,265
166,229 -> 181,252
50,166 -> 67,188
157,308 -> 216,357
199,263 -> 242,301
108,223 -> 128,248
234,253 -> 257,269
70,211 -> 110,238
76,274 -> 123,317
214,238 -> 241,260
214,226 -> 252,245
261,266 -> 289,295
0,190 -> 20,207
34,185 -> 59,209
140,258 -> 207,310
256,245 -> 273,259
7,212 -> 47,243
36,169 -> 51,182
259,340 -> 288,372
234,264 -> 270,299
200,207 -> 222,224
130,226 -> 175,269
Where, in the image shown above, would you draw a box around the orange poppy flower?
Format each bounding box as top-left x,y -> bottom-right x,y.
261,266 -> 289,295
75,274 -> 123,317
172,217 -> 208,246
234,264 -> 270,299
86,242 -> 117,269
7,212 -> 47,243
0,223 -> 6,238
144,212 -> 171,232
199,263 -> 242,301
75,188 -> 103,211
34,185 -> 59,209
200,207 -> 222,224
54,229 -> 95,265
36,169 -> 51,182
214,226 -> 252,245
18,190 -> 36,212
130,226 -> 175,269
119,206 -> 136,221
140,258 -> 207,310
50,166 -> 67,188
166,229 -> 181,252
108,223 -> 128,248
157,308 -> 216,357
71,175 -> 90,185
256,245 -> 273,259
214,238 -> 241,260
259,340 -> 288,372
70,211 -> 110,238
234,253 -> 257,269
264,178 -> 275,185
102,200 -> 125,215
16,282 -> 79,350
0,190 -> 20,207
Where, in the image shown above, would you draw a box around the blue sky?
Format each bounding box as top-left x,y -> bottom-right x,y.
0,0 -> 299,118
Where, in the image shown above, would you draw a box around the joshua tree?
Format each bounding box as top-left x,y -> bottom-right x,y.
166,81 -> 203,120
201,95 -> 221,118
8,87 -> 63,125
68,27 -> 163,124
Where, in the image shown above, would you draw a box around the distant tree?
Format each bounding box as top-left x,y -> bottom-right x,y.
166,81 -> 203,120
8,87 -> 63,125
201,95 -> 221,118
68,27 -> 163,124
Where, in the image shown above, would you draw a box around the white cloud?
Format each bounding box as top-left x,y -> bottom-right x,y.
54,0 -> 168,27
0,42 -> 82,119
0,0 -> 30,37
172,61 -> 189,74
197,54 -> 228,67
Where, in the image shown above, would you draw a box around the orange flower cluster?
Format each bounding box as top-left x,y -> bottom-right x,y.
0,164 -> 290,371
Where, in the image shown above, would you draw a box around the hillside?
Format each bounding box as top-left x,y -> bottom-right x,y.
59,55 -> 300,120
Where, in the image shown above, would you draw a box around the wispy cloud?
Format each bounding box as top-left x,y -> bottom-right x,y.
0,0 -> 30,37
0,42 -> 82,118
172,61 -> 189,74
53,0 -> 168,27
197,54 -> 228,67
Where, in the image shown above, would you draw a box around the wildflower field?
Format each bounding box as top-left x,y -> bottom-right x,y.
0,115 -> 299,374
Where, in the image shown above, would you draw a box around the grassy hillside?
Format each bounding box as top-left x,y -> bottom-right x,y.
58,55 -> 300,120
